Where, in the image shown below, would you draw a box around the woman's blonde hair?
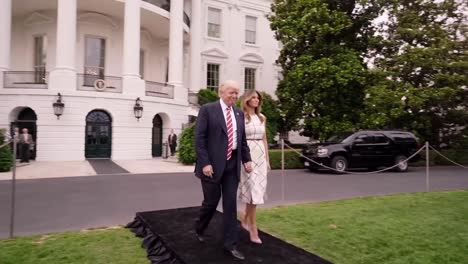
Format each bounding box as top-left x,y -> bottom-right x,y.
241,90 -> 265,123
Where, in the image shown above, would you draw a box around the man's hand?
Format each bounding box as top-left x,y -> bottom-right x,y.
244,161 -> 253,173
202,165 -> 214,177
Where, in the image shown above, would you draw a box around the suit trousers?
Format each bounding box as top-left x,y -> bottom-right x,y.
195,151 -> 239,250
20,143 -> 30,162
170,144 -> 176,155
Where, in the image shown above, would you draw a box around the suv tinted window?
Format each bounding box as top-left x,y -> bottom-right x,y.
325,132 -> 354,143
374,133 -> 389,144
355,134 -> 373,144
389,132 -> 417,143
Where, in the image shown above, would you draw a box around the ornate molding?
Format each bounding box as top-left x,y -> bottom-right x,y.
24,12 -> 54,26
201,48 -> 229,59
239,52 -> 264,63
228,0 -> 241,11
140,28 -> 153,43
77,12 -> 119,30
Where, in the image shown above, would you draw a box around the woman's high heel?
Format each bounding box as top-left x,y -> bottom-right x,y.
249,226 -> 262,244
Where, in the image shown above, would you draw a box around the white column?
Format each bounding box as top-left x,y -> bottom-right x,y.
169,0 -> 187,104
49,0 -> 77,91
0,0 -> 12,74
189,0 -> 202,92
122,0 -> 144,96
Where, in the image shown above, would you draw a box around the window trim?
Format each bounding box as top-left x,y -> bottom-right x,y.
33,34 -> 47,72
206,63 -> 221,91
206,6 -> 223,40
84,35 -> 107,77
245,15 -> 257,45
140,49 -> 145,79
244,67 -> 256,90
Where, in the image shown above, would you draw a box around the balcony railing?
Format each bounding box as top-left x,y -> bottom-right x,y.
188,91 -> 198,105
3,71 -> 48,89
77,74 -> 122,93
145,81 -> 174,99
143,0 -> 190,27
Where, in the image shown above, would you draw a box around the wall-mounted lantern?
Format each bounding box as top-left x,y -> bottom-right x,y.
53,93 -> 65,119
133,97 -> 143,121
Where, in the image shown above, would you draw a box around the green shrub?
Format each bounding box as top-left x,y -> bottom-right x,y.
198,89 -> 219,105
269,149 -> 303,169
412,149 -> 468,166
0,129 -> 13,172
178,125 -> 196,165
259,92 -> 281,144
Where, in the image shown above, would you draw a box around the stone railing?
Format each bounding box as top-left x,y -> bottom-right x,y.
145,81 -> 174,99
3,70 -> 48,89
77,74 -> 123,93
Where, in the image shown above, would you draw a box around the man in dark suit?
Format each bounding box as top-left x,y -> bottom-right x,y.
19,128 -> 34,163
194,80 -> 252,261
168,129 -> 177,156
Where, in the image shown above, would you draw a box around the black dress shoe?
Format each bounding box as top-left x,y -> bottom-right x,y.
224,248 -> 245,261
195,232 -> 205,243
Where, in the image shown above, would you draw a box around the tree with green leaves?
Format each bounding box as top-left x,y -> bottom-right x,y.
177,124 -> 196,165
0,129 -> 13,172
362,0 -> 468,145
269,0 -> 384,140
258,92 -> 282,143
197,89 -> 219,106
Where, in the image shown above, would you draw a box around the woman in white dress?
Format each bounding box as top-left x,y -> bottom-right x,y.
238,90 -> 270,244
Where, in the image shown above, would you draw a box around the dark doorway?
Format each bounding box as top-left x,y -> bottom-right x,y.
152,115 -> 163,157
85,110 -> 112,158
11,107 -> 37,160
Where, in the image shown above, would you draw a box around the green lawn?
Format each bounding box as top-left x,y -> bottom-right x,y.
1,191 -> 467,264
0,227 -> 147,264
257,190 -> 468,264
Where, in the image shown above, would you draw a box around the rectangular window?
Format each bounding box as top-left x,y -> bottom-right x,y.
207,63 -> 220,91
84,36 -> 106,86
245,16 -> 257,44
244,67 -> 256,90
33,35 -> 47,84
140,49 -> 145,79
207,7 -> 221,38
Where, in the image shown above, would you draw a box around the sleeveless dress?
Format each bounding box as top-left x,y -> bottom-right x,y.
238,114 -> 268,204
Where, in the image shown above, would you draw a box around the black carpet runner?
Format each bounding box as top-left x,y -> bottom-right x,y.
87,159 -> 129,174
126,206 -> 333,264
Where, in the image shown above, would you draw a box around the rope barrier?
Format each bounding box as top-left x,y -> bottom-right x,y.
284,143 -> 427,174
428,145 -> 468,169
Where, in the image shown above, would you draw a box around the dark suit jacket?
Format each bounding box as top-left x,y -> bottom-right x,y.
194,101 -> 251,183
168,134 -> 177,146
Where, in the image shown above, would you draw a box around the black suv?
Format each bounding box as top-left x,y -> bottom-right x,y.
300,130 -> 420,173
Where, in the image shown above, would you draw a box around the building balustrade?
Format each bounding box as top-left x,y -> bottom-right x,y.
3,70 -> 48,89
188,91 -> 198,105
145,80 -> 174,99
77,74 -> 123,93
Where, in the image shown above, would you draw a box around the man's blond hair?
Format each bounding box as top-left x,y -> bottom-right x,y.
218,80 -> 239,95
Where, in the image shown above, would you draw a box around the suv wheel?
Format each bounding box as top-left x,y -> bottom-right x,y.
331,156 -> 348,173
394,155 -> 408,172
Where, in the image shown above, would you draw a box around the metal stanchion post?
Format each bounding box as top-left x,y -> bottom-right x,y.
281,139 -> 285,202
425,141 -> 430,192
9,139 -> 17,238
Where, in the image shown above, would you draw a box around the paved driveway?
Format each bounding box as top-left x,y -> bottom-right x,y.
0,167 -> 467,238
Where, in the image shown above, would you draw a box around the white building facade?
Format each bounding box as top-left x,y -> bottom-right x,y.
0,0 -> 281,161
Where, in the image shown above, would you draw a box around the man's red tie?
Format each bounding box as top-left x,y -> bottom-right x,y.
226,107 -> 233,160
